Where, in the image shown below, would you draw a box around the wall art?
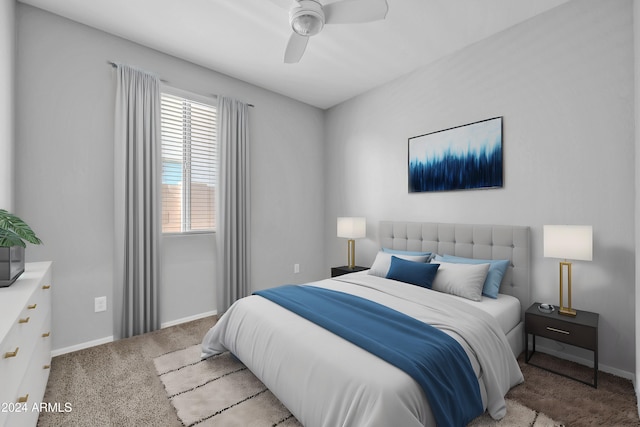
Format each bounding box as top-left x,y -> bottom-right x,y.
408,117 -> 503,192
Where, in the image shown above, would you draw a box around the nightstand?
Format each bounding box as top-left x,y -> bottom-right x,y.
331,266 -> 368,277
525,302 -> 599,388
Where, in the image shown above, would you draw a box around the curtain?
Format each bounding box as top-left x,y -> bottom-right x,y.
113,64 -> 162,339
217,96 -> 250,314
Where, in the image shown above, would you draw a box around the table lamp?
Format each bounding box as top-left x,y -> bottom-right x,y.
543,225 -> 593,316
337,217 -> 366,269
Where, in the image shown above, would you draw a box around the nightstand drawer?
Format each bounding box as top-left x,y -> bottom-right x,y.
525,313 -> 597,351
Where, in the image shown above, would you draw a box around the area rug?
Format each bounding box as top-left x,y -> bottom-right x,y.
154,345 -> 563,427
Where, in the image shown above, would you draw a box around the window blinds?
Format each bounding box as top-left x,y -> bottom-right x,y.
161,92 -> 217,233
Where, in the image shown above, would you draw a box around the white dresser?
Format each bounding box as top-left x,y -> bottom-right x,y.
0,262 -> 52,427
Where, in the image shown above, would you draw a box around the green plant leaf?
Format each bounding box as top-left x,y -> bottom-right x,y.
0,229 -> 27,247
0,209 -> 42,247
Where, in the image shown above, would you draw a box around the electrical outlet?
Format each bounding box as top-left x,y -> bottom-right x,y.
294,264 -> 300,274
95,296 -> 107,313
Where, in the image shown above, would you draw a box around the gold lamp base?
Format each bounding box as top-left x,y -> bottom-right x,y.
558,306 -> 577,317
346,239 -> 356,269
558,261 -> 577,317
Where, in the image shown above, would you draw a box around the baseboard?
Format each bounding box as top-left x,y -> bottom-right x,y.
51,310 -> 217,357
636,381 -> 640,420
534,344 -> 635,381
160,310 -> 217,329
52,335 -> 114,357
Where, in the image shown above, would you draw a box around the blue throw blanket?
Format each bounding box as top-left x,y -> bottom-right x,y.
254,285 -> 483,427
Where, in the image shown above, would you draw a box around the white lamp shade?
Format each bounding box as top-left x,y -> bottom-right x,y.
337,217 -> 366,239
543,225 -> 593,261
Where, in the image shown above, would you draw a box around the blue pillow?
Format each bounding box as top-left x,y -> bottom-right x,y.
382,248 -> 433,261
440,254 -> 509,299
386,256 -> 440,289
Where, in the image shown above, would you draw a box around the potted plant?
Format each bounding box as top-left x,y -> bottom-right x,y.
0,209 -> 42,287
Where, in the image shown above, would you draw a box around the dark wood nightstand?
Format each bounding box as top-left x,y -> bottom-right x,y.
331,266 -> 368,277
525,302 -> 599,388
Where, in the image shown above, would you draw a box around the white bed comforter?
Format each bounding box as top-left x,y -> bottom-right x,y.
201,274 -> 524,427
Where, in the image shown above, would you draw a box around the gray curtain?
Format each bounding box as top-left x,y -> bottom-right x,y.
217,96 -> 250,314
113,64 -> 162,339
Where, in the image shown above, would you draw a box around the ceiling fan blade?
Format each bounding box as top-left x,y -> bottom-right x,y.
268,0 -> 295,8
284,32 -> 309,63
324,0 -> 388,24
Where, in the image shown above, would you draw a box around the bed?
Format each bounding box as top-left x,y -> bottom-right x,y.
202,221 -> 530,427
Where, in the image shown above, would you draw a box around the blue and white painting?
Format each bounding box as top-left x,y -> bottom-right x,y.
408,117 -> 503,192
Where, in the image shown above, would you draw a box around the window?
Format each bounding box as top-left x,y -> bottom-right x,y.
161,90 -> 217,233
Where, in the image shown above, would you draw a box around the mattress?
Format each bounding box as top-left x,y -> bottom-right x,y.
436,291 -> 520,334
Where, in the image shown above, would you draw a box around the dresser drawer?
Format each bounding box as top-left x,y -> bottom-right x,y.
12,306 -> 47,352
8,326 -> 52,427
0,324 -> 28,424
0,313 -> 38,394
525,312 -> 597,350
22,278 -> 52,329
3,402 -> 39,427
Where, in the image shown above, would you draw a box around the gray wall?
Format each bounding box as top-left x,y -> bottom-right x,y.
635,0 -> 640,408
0,0 -> 15,210
324,0 -> 635,377
15,4 -> 326,351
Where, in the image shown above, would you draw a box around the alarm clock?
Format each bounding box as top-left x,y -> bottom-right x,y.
538,303 -> 555,313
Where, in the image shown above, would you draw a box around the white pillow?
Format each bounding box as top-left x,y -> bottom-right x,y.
368,251 -> 430,277
430,261 -> 490,301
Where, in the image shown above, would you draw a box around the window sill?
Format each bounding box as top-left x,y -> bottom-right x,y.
163,230 -> 216,237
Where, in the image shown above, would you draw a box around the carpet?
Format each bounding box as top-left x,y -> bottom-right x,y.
154,344 -> 563,427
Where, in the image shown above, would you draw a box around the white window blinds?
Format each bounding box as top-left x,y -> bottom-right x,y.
161,91 -> 217,233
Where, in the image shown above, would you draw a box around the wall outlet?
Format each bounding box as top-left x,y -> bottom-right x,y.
95,296 -> 107,313
294,264 -> 300,274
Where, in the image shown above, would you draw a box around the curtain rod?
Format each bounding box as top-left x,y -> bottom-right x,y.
107,61 -> 254,107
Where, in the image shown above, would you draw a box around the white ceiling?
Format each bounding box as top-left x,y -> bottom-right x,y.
17,0 -> 569,109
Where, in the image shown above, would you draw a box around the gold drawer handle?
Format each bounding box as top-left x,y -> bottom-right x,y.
18,317 -> 30,324
17,394 -> 29,403
4,347 -> 19,358
546,326 -> 570,335
43,364 -> 51,370
28,303 -> 37,309
42,285 -> 51,290
42,332 -> 51,338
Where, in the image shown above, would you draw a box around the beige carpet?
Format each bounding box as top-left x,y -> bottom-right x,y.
154,344 -> 563,427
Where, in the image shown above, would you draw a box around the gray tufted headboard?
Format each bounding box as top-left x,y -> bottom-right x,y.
379,221 -> 531,318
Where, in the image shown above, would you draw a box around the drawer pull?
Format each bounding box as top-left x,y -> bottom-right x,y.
4,347 -> 19,358
18,317 -> 30,324
42,285 -> 51,290
43,364 -> 51,369
546,326 -> 570,335
42,332 -> 51,338
17,394 -> 29,403
27,303 -> 37,309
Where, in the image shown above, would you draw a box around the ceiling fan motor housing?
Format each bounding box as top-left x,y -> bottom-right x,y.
290,0 -> 325,36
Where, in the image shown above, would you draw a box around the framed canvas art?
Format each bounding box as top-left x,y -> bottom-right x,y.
408,117 -> 503,193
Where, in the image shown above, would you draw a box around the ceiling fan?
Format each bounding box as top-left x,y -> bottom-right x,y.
270,0 -> 389,63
